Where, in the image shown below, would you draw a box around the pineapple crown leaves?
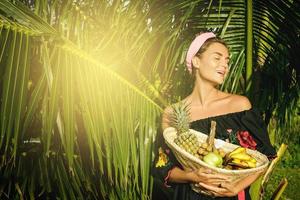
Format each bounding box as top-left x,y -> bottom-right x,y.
169,101 -> 191,134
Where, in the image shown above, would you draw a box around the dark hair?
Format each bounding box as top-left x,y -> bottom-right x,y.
195,37 -> 228,58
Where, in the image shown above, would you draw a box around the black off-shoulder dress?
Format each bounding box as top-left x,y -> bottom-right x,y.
152,108 -> 276,200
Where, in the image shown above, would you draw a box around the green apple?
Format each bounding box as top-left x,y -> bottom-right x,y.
203,152 -> 223,167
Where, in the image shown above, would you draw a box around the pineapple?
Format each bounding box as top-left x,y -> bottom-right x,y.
169,101 -> 190,134
169,105 -> 225,166
169,102 -> 199,155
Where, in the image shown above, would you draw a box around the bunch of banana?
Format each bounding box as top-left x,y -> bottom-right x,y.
224,147 -> 257,169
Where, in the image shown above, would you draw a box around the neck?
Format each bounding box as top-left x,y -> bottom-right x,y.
189,78 -> 219,107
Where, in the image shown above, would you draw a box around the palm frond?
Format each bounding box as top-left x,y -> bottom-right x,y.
1,0 -> 163,199
0,0 -> 299,199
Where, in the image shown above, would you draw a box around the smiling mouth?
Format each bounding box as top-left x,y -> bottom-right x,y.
217,71 -> 225,76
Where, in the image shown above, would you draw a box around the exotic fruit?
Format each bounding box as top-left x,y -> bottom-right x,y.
169,101 -> 191,134
203,152 -> 223,167
200,121 -> 224,167
223,147 -> 257,169
170,104 -> 225,168
170,102 -> 200,155
174,132 -> 200,155
169,103 -> 258,170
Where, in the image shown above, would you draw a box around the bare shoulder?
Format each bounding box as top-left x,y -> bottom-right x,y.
228,94 -> 252,110
162,106 -> 173,118
162,106 -> 173,130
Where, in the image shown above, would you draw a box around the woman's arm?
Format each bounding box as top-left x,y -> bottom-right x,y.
168,167 -> 197,183
162,107 -> 172,130
198,169 -> 264,197
168,167 -> 230,185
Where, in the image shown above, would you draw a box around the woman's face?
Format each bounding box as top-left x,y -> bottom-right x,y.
195,42 -> 229,85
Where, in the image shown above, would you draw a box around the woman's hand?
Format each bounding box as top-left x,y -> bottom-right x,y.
198,179 -> 240,197
197,170 -> 264,197
168,166 -> 264,197
168,167 -> 229,185
190,168 -> 231,186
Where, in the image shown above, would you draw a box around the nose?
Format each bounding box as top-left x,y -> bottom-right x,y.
221,58 -> 229,69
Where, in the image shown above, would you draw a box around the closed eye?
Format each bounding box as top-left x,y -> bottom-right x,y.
213,52 -> 229,60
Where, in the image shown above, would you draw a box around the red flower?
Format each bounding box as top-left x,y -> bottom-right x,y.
237,131 -> 257,150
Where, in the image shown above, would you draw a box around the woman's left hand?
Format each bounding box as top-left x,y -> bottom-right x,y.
198,179 -> 240,197
197,170 -> 264,197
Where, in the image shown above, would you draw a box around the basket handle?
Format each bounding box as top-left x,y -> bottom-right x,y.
207,121 -> 216,151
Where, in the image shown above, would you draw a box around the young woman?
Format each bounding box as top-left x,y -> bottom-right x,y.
153,32 -> 276,200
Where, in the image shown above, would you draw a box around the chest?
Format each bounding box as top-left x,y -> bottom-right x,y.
190,116 -> 245,144
189,103 -> 236,122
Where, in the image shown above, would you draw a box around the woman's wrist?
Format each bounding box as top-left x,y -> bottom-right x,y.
186,170 -> 199,183
168,167 -> 201,184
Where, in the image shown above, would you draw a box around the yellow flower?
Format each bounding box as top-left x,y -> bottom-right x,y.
155,147 -> 168,168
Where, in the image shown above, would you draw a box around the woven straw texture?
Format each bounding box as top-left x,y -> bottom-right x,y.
163,127 -> 270,195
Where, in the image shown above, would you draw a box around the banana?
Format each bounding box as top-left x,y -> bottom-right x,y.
225,147 -> 258,169
245,160 -> 256,168
240,161 -> 250,168
228,147 -> 246,157
249,157 -> 257,163
230,153 -> 252,161
218,149 -> 226,158
231,158 -> 242,164
231,159 -> 249,168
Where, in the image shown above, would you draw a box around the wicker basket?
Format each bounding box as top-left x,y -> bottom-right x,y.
163,127 -> 270,195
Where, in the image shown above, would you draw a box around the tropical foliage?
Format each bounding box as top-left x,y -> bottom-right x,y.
0,0 -> 299,199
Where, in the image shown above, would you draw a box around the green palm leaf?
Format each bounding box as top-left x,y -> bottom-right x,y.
1,0 -> 163,199
0,0 -> 299,199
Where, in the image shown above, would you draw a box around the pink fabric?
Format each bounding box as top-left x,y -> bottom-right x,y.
238,190 -> 245,200
185,32 -> 216,73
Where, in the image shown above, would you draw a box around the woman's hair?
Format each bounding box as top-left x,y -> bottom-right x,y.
195,37 -> 228,58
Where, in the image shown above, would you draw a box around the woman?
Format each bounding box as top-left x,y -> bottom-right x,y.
153,32 -> 276,200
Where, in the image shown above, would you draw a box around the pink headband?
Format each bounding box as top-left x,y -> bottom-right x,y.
186,32 -> 216,73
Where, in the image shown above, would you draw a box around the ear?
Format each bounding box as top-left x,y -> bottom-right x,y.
191,56 -> 200,69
